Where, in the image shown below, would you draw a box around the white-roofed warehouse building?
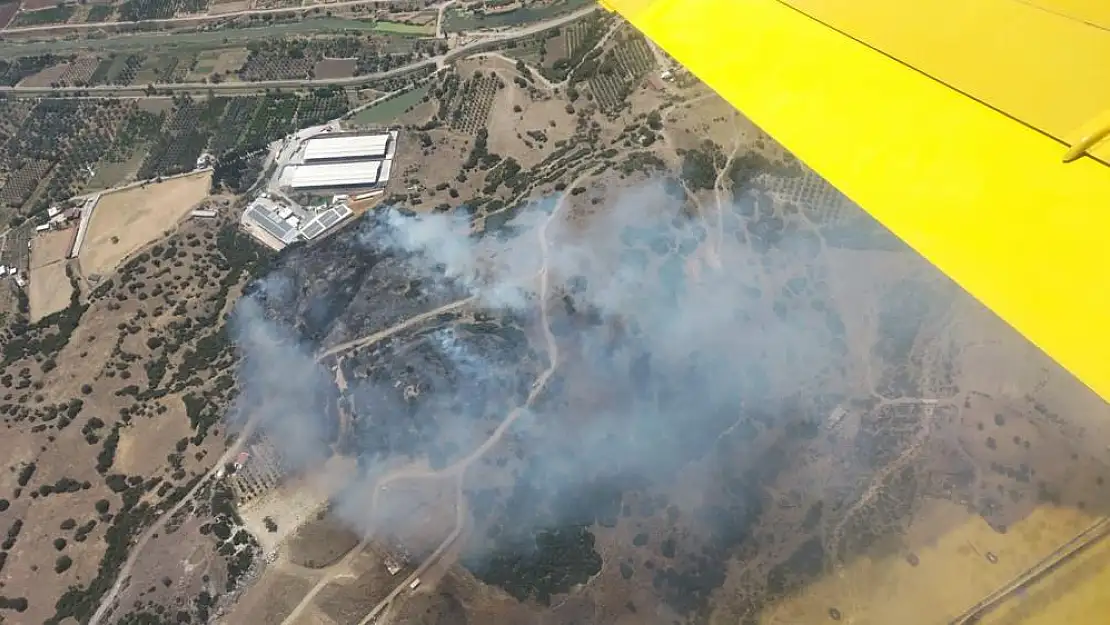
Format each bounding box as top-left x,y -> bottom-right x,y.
302,134 -> 390,162
289,161 -> 382,190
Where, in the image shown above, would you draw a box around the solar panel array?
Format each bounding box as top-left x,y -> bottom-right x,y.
246,205 -> 295,241
300,221 -> 326,240
297,203 -> 354,240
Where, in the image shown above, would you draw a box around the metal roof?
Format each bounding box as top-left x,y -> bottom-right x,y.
244,204 -> 297,242
302,135 -> 390,161
289,161 -> 382,189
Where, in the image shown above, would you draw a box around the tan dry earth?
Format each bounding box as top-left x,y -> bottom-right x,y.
27,228 -> 75,321
78,171 -> 211,276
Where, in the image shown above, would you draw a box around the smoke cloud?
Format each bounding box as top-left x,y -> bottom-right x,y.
224,175 -> 889,613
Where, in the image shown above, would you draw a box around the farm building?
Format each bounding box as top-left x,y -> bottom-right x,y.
289,161 -> 382,190
302,134 -> 390,162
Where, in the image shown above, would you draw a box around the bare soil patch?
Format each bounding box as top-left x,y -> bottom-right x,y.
209,0 -> 250,14
20,0 -> 60,10
18,61 -> 70,87
284,506 -> 360,569
0,2 -> 18,27
114,395 -> 192,476
314,58 -> 357,79
312,545 -> 402,623
78,171 -> 210,277
28,229 -> 74,321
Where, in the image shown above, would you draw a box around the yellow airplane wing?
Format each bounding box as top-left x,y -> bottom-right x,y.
600,0 -> 1110,402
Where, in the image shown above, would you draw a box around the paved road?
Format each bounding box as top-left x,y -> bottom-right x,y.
0,0 -> 419,35
0,5 -> 596,98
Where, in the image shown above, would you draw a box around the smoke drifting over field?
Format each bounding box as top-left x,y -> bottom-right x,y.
226,178 -> 863,607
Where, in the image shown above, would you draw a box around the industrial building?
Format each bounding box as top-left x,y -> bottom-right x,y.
302,134 -> 390,162
242,197 -> 302,247
289,161 -> 383,190
241,194 -> 355,250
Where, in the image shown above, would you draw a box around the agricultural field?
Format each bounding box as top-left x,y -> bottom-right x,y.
232,35 -> 428,81
438,70 -> 503,134
0,1 -> 18,27
314,58 -> 357,79
349,83 -> 432,125
0,100 -> 35,145
92,53 -> 145,85
8,4 -> 75,26
136,97 -> 221,179
0,99 -> 133,219
208,0 -> 248,14
0,54 -> 73,87
84,4 -> 114,22
57,55 -> 101,86
15,60 -> 69,88
443,0 -> 591,31
117,0 -> 210,22
185,48 -> 249,82
27,229 -> 75,322
586,32 -> 655,112
372,19 -> 433,36
78,170 -> 211,276
0,159 -> 52,209
537,12 -> 606,82
132,53 -> 183,85
0,92 -> 348,225
18,0 -> 61,10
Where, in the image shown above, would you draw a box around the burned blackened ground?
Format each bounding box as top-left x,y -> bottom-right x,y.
246,216 -> 470,350
344,317 -> 541,470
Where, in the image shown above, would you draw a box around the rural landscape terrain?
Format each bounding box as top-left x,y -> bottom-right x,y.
0,1 -> 1109,625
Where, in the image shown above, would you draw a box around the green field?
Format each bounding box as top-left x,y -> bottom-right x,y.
444,0 -> 591,31
350,83 -> 431,125
373,20 -> 433,36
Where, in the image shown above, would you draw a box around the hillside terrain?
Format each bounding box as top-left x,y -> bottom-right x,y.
0,9 -> 1108,625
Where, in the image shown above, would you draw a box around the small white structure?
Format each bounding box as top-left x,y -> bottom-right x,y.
408,578 -> 421,590
384,556 -> 403,576
35,223 -> 50,233
14,275 -> 26,288
191,209 -> 218,219
47,206 -> 61,218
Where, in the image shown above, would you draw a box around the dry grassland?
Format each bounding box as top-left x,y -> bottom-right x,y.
78,171 -> 210,276
114,395 -> 193,475
755,503 -> 1099,625
28,228 -> 74,321
314,58 -> 357,79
